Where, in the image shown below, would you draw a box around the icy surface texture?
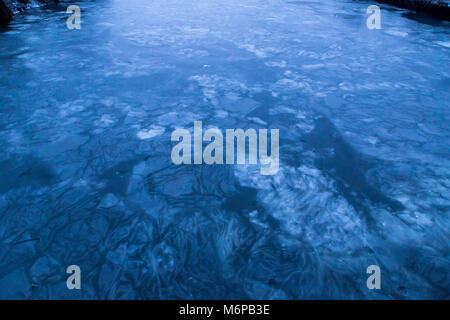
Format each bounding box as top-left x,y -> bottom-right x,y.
0,0 -> 449,299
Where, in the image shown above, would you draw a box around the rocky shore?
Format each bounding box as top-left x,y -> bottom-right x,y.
0,0 -> 13,25
375,0 -> 450,20
0,0 -> 58,25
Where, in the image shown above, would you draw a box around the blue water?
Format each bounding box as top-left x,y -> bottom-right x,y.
0,0 -> 449,299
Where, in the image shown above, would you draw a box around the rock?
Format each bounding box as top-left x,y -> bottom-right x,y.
9,0 -> 31,13
0,0 -> 13,25
0,0 -> 60,25
375,0 -> 450,20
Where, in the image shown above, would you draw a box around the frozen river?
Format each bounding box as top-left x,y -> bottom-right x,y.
0,0 -> 449,299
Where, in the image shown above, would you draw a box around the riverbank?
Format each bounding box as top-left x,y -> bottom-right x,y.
0,0 -> 59,25
375,0 -> 450,20
0,1 -> 13,25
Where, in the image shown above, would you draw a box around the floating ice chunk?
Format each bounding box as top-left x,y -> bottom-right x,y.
265,61 -> 287,68
100,97 -> 116,107
385,30 -> 408,37
269,106 -> 296,115
302,64 -> 324,69
137,126 -> 165,139
73,178 -> 90,188
97,114 -> 115,127
216,110 -> 229,119
234,164 -> 366,243
339,82 -> 354,91
178,48 -> 209,57
157,112 -> 199,127
98,193 -> 120,209
436,41 -> 450,48
367,136 -> 378,145
181,26 -> 210,34
296,111 -> 307,119
248,117 -> 267,125
275,79 -> 301,89
240,44 -> 269,58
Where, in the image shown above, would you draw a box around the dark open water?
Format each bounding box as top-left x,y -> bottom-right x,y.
0,0 -> 449,299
